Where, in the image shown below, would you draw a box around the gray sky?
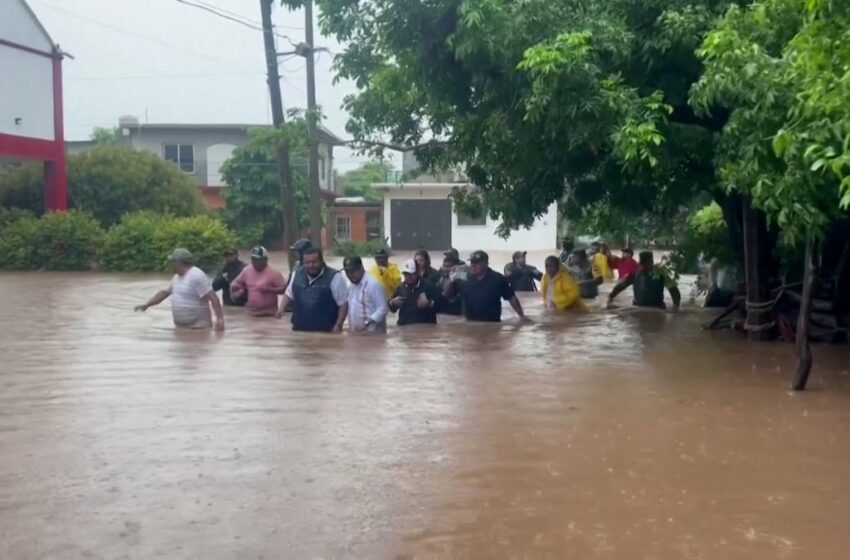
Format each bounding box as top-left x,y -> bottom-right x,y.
29,0 -> 391,171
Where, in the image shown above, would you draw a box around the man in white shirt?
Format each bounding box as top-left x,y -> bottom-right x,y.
343,256 -> 389,334
135,248 -> 225,330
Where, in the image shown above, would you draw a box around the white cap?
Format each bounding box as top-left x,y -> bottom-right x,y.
402,259 -> 417,274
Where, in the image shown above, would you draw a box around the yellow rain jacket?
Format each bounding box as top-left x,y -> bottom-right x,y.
369,263 -> 402,299
592,252 -> 615,282
540,266 -> 587,311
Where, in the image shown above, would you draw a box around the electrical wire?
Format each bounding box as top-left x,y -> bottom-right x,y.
174,0 -> 300,46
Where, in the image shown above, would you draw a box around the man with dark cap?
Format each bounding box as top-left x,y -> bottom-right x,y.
443,248 -> 466,266
277,247 -> 349,332
135,248 -> 225,330
607,251 -> 681,310
567,248 -> 603,299
369,248 -> 402,299
212,248 -> 247,306
343,255 -> 389,333
503,250 -> 543,292
230,246 -> 286,317
443,250 -> 529,322
559,238 -> 575,265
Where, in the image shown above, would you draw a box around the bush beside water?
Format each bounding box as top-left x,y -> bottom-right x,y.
0,210 -> 236,272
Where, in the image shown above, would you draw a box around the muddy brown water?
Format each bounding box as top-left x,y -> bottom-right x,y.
1,268 -> 850,559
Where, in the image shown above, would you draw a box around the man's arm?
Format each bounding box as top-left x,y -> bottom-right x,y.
532,267 -> 543,281
369,281 -> 389,323
509,295 -> 528,321
442,278 -> 458,300
135,289 -> 170,311
230,269 -> 248,298
607,274 -> 635,304
334,302 -> 349,332
204,290 -> 225,329
331,274 -> 350,332
211,273 -> 227,292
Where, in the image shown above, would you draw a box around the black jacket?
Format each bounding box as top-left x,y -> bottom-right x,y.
212,260 -> 247,306
391,280 -> 439,325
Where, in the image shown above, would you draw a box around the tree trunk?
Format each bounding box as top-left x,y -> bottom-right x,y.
742,198 -> 773,340
792,232 -> 815,391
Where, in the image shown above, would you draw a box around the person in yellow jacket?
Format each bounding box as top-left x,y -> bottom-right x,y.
541,256 -> 588,312
368,249 -> 402,299
591,242 -> 615,282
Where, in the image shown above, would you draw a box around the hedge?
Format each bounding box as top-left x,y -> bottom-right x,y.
0,209 -> 236,272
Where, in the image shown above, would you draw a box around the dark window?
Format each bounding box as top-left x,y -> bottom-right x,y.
319,156 -> 326,181
366,210 -> 382,240
163,144 -> 194,173
336,216 -> 351,240
457,209 -> 486,226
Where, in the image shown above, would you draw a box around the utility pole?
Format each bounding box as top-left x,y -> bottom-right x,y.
303,0 -> 323,249
259,0 -> 298,268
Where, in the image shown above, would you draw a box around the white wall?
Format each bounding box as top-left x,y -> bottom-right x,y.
381,184 -> 558,253
206,143 -> 237,186
0,0 -> 54,54
0,46 -> 54,140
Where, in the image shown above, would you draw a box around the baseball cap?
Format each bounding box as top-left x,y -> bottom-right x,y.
224,247 -> 238,256
512,250 -> 527,261
290,238 -> 312,253
250,246 -> 269,260
374,248 -> 389,258
343,255 -> 363,270
444,248 -> 460,259
402,259 -> 417,274
469,250 -> 489,264
168,248 -> 193,264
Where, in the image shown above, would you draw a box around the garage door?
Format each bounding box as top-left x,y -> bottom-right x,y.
391,199 -> 452,250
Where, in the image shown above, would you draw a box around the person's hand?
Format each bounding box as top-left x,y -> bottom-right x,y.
215,319 -> 225,331
134,304 -> 148,312
331,324 -> 343,333
275,308 -> 285,319
519,314 -> 533,324
390,296 -> 405,308
416,293 -> 430,309
222,272 -> 229,281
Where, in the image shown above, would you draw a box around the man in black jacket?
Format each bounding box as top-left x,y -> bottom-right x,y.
212,248 -> 247,306
390,259 -> 439,325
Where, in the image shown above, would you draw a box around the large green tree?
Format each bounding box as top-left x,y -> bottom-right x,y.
337,160 -> 392,201
316,0 -> 737,235
0,145 -> 204,225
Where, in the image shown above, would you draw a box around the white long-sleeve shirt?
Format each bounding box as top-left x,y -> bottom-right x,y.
347,274 -> 389,332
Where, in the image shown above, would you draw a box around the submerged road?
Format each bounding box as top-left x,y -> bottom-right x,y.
1,269 -> 849,559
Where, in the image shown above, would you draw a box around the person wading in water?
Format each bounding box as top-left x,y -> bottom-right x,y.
390,259 -> 439,326
541,255 -> 587,312
443,250 -> 529,323
212,248 -> 247,307
135,248 -> 225,330
504,250 -> 543,292
607,251 -> 682,310
369,248 -> 402,300
343,256 -> 389,334
277,248 -> 348,332
229,246 -> 286,317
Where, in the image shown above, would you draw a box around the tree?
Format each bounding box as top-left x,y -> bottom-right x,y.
90,127 -> 119,145
337,160 -> 391,201
0,145 -> 205,225
221,120 -> 310,245
316,0 -> 736,235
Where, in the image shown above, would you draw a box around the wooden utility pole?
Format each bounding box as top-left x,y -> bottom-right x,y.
742,198 -> 773,340
792,232 -> 815,390
260,0 -> 298,267
304,0 -> 323,249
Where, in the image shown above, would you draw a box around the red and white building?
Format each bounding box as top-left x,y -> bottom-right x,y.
0,0 -> 67,210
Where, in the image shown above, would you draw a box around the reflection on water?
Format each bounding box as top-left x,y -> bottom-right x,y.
1,272 -> 850,559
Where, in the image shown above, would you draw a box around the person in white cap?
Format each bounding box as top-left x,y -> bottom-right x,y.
135,248 -> 225,330
390,259 -> 439,326
230,245 -> 286,317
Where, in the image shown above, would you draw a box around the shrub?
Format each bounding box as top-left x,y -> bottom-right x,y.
0,210 -> 104,270
0,145 -> 205,225
101,212 -> 236,272
332,238 -> 390,258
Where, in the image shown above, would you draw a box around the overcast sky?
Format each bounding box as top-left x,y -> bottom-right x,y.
29,0 -> 392,171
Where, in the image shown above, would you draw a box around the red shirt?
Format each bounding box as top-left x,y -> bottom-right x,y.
616,257 -> 639,279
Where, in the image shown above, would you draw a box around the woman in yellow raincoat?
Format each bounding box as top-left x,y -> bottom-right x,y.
540,256 -> 588,312
591,242 -> 615,282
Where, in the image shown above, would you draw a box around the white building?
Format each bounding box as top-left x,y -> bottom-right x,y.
374,153 -> 557,253
0,0 -> 67,209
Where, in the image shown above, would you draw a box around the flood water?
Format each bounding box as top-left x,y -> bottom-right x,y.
2,265 -> 850,559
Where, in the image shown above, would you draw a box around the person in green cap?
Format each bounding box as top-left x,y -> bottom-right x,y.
135,248 -> 225,330
607,251 -> 681,310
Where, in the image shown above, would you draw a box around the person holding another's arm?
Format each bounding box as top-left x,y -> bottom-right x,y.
606,273 -> 636,308
607,251 -> 680,311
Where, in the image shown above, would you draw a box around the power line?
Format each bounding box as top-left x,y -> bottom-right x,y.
32,0 -> 252,70
174,0 -> 299,46
67,71 -> 265,81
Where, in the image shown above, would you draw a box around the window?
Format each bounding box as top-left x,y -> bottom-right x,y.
457,210 -> 486,226
336,216 -> 351,240
319,156 -> 326,182
163,144 -> 194,173
366,210 -> 382,241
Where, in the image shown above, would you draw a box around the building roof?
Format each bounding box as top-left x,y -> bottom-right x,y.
127,122 -> 346,145
8,0 -> 59,55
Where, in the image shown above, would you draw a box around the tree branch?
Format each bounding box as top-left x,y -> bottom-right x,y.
344,139 -> 449,152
